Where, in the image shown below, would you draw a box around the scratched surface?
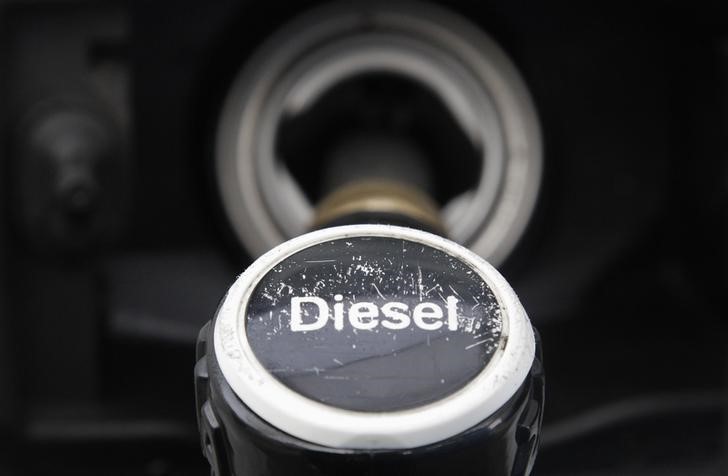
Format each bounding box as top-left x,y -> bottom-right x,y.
246,236 -> 503,412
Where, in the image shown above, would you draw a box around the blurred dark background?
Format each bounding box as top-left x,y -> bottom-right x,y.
0,0 -> 727,474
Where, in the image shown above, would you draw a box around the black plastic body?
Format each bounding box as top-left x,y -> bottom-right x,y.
195,320 -> 544,476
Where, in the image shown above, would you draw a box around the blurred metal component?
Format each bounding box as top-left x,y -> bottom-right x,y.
313,179 -> 444,233
320,131 -> 435,200
216,1 -> 542,263
11,104 -> 130,254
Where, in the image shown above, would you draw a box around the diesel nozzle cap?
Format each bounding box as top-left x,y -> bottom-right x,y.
196,225 -> 543,475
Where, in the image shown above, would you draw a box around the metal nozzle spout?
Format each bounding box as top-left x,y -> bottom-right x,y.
312,179 -> 445,235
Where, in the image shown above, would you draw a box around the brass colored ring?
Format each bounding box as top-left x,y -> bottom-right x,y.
313,180 -> 444,234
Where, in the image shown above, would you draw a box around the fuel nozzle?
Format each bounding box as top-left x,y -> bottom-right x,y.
195,224 -> 544,475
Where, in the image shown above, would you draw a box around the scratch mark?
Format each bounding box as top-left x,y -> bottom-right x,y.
371,283 -> 386,300
465,339 -> 490,350
448,284 -> 462,299
417,266 -> 423,301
